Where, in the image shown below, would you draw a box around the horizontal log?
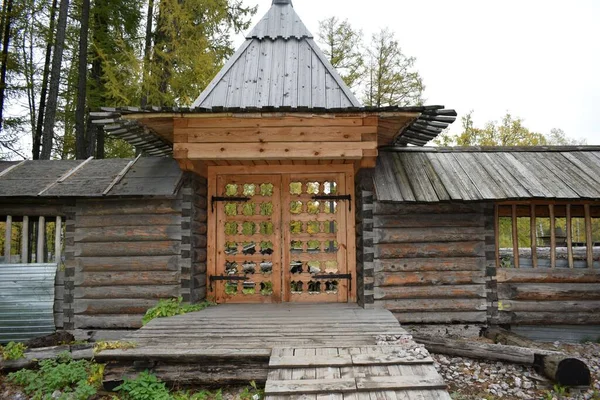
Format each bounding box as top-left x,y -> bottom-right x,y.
375,242 -> 485,259
175,142 -> 366,160
373,214 -> 484,229
374,258 -> 486,272
497,283 -> 600,301
374,227 -> 485,244
497,311 -> 600,325
496,269 -> 600,284
373,202 -> 484,215
74,241 -> 180,257
74,285 -> 180,299
73,299 -> 158,315
74,314 -> 143,329
497,300 -> 600,313
76,214 -> 182,228
77,199 -> 179,216
75,225 -> 181,243
179,126 -> 375,143
183,116 -> 365,128
0,203 -> 68,216
75,271 -> 180,287
393,311 -> 487,324
0,345 -> 71,372
77,255 -> 179,272
374,284 -> 487,300
378,298 -> 487,313
376,271 -> 486,287
413,335 -> 535,365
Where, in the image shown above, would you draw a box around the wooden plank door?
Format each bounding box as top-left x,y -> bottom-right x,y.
282,173 -> 349,303
215,175 -> 282,303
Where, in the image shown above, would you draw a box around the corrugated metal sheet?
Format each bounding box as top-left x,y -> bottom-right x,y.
192,1 -> 360,109
374,148 -> 600,202
0,157 -> 182,198
0,264 -> 57,343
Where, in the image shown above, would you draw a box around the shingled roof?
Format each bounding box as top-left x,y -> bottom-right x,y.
0,157 -> 183,198
374,147 -> 600,202
191,0 -> 361,109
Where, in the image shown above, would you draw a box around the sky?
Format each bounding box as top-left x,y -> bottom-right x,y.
235,0 -> 600,144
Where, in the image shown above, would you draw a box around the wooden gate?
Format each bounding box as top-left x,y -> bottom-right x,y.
212,171 -> 352,303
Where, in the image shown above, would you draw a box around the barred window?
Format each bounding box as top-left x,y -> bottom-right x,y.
0,215 -> 64,265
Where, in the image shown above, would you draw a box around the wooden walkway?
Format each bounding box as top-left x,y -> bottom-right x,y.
98,304 -> 449,398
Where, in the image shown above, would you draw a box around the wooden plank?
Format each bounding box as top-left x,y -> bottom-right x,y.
351,353 -> 434,365
355,376 -> 446,391
181,126 -> 373,143
374,285 -> 486,300
494,204 -> 500,268
374,227 -> 484,244
567,204 -> 574,268
21,215 -> 28,263
530,204 -> 538,268
186,116 -> 365,129
74,241 -> 180,257
76,255 -> 179,271
375,270 -> 485,287
37,216 -> 45,263
3,215 -> 11,263
74,285 -> 180,299
585,204 -> 593,268
512,204 -> 520,268
373,214 -> 484,229
375,242 -> 485,259
54,216 -> 62,264
175,142 -> 368,160
393,311 -> 487,324
75,271 -> 180,287
270,355 -> 352,368
549,204 -> 556,269
76,199 -> 179,216
75,225 -> 181,243
265,378 -> 356,395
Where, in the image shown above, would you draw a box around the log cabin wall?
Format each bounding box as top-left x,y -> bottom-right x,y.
370,201 -> 492,324
355,169 -> 375,308
70,196 -> 185,330
190,174 -> 208,302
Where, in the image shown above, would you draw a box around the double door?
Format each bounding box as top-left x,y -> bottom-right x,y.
213,173 -> 351,303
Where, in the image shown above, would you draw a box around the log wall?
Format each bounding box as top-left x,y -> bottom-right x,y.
191,174 -> 208,302
371,202 -> 493,324
70,197 -> 185,329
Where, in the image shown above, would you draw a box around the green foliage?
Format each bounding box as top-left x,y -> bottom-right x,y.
7,352 -> 101,400
1,341 -> 27,360
115,370 -> 171,400
435,111 -> 587,147
172,389 -> 223,400
318,17 -> 364,89
239,380 -> 264,400
142,297 -> 213,325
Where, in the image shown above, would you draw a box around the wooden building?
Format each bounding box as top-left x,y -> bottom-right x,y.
1,0 -> 599,340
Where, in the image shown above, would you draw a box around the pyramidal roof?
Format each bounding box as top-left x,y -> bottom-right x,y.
192,0 -> 361,109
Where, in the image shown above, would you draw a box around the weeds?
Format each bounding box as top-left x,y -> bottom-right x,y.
0,341 -> 27,360
142,297 -> 214,325
93,340 -> 137,354
115,370 -> 171,400
7,351 -> 101,400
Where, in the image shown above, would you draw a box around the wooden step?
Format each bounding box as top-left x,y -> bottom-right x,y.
265,378 -> 357,395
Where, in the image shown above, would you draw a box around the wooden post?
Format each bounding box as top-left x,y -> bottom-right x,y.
530,204 -> 537,269
4,215 -> 12,263
54,216 -> 62,265
37,216 -> 45,263
549,204 -> 556,269
494,204 -> 500,268
584,204 -> 593,268
512,204 -> 519,268
21,216 -> 29,264
566,205 -> 574,269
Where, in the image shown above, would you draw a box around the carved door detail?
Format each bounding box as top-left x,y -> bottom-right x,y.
214,173 -> 349,303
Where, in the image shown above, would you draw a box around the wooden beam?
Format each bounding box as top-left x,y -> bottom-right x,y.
175,143 -> 370,161
512,204 -> 520,268
54,216 -> 62,265
185,116 -> 365,128
530,204 -> 537,268
495,204 -> 500,268
566,204 -> 574,269
585,204 -> 593,268
21,215 -> 29,264
4,215 -> 11,263
103,155 -> 141,195
37,216 -> 45,263
550,204 -> 556,269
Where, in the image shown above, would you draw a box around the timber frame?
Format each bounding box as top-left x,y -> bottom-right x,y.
206,164 -> 358,303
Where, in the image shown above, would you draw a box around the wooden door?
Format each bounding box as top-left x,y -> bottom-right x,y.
282,173 -> 349,303
215,175 -> 282,303
214,172 -> 350,303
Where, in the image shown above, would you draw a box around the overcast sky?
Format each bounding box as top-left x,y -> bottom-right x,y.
235,0 -> 600,144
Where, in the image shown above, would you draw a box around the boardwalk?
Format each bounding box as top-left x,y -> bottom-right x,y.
98,304 -> 450,398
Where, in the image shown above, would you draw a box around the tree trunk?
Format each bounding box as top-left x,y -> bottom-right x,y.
40,0 -> 70,160
75,0 -> 90,159
140,0 -> 154,108
33,0 -> 58,159
0,0 -> 14,134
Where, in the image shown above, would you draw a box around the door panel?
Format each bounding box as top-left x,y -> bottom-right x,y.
215,172 -> 349,303
215,175 -> 282,303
